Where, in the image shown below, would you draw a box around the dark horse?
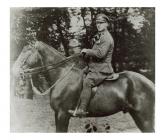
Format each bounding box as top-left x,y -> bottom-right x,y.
13,41 -> 155,132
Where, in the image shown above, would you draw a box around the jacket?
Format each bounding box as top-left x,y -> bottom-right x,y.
86,30 -> 114,74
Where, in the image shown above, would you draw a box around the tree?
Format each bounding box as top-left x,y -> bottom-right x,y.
11,7 -> 155,81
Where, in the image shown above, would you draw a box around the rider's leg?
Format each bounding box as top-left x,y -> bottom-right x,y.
77,72 -> 111,114
68,76 -> 95,117
68,71 -> 107,116
78,78 -> 94,112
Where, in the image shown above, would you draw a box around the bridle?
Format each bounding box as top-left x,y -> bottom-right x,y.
20,48 -> 81,95
21,52 -> 80,76
30,63 -> 75,95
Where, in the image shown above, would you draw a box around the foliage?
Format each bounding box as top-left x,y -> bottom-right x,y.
10,7 -> 155,81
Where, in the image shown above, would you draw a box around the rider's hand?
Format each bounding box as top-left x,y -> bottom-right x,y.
81,49 -> 89,59
81,49 -> 88,55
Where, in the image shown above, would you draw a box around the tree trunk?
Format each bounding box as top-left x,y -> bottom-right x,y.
56,17 -> 69,56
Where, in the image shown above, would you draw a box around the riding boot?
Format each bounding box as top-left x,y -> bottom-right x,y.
68,79 -> 92,117
79,83 -> 92,112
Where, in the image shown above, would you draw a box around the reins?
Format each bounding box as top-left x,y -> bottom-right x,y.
30,63 -> 75,95
22,53 -> 80,96
22,53 -> 80,76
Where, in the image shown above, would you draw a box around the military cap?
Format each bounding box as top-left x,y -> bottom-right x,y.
96,14 -> 110,23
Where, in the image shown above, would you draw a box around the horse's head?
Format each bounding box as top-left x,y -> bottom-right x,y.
13,44 -> 42,75
12,41 -> 67,99
12,41 -> 84,99
12,44 -> 43,99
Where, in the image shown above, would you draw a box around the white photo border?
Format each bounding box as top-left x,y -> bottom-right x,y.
0,0 -> 164,139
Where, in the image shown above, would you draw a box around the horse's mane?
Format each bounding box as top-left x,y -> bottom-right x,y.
36,41 -> 66,60
35,41 -> 85,69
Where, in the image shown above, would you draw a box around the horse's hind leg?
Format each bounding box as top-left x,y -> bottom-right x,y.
55,110 -> 70,132
129,109 -> 154,132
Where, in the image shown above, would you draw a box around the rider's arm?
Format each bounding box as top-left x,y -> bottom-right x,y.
85,35 -> 113,59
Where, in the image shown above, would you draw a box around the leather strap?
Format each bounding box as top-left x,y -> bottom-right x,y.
30,64 -> 75,96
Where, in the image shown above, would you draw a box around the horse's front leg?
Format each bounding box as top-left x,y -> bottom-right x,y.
55,110 -> 70,132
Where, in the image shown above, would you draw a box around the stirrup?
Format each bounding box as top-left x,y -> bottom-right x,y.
68,109 -> 88,117
68,110 -> 77,117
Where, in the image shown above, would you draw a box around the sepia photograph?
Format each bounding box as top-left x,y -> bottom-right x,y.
10,7 -> 155,133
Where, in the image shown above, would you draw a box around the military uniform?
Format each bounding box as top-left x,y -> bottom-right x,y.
88,30 -> 114,77
68,14 -> 114,117
79,30 -> 114,112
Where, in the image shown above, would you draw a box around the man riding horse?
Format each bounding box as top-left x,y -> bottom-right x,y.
15,13 -> 154,132
69,13 -> 115,117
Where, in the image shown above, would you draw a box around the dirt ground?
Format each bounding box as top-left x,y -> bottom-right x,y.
10,94 -> 140,133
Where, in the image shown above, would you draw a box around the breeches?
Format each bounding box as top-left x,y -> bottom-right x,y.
79,71 -> 108,110
84,71 -> 109,86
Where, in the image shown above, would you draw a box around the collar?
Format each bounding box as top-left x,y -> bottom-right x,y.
98,30 -> 108,36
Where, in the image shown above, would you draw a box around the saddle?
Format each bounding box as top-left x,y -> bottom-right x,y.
105,73 -> 119,81
69,73 -> 120,117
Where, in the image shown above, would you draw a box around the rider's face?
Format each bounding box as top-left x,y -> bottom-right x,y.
96,21 -> 108,32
